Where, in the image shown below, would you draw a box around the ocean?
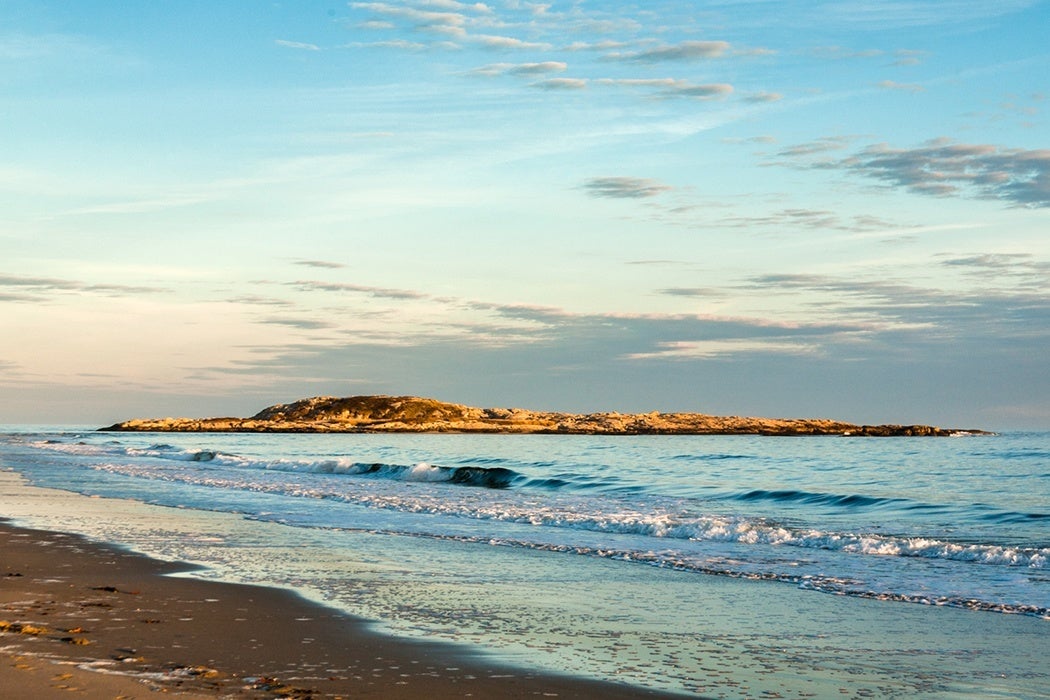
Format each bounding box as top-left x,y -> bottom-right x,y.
1,427 -> 1047,698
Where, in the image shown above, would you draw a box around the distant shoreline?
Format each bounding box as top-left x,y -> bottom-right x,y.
100,395 -> 990,437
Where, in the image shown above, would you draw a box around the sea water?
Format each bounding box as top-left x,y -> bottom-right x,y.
1,428 -> 1047,698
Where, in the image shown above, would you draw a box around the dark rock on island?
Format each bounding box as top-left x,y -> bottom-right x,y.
99,395 -> 988,436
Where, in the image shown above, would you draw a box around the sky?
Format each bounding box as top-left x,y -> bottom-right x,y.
1,0 -> 1048,429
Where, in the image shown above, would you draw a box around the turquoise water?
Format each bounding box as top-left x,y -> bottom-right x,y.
1,428 -> 1047,697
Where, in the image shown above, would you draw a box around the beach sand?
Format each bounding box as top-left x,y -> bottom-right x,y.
0,520 -> 685,699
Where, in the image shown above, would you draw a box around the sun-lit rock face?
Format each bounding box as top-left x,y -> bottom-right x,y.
99,395 -> 982,436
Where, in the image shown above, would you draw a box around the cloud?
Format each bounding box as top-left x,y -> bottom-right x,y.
659,287 -> 727,298
531,77 -> 587,90
596,78 -> 734,100
0,273 -> 168,300
877,80 -> 924,92
226,295 -> 294,308
626,260 -> 691,267
356,39 -> 430,50
841,139 -> 1050,207
351,1 -> 516,48
775,137 -> 1050,207
582,177 -> 673,199
289,280 -> 430,300
939,253 -> 1049,280
714,208 -> 896,233
940,253 -> 1034,270
259,317 -> 336,330
470,34 -> 551,50
607,40 -> 731,62
743,91 -> 784,103
73,269 -> 1045,424
663,82 -> 733,99
892,49 -> 929,66
626,338 -> 821,360
744,272 -> 1050,345
776,136 -> 858,158
275,39 -> 321,51
723,135 -> 778,145
416,0 -> 494,12
351,2 -> 469,35
214,300 -> 888,415
294,260 -> 346,269
470,61 -> 566,76
565,39 -> 636,52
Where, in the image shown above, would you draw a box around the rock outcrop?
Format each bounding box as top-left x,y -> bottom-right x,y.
99,395 -> 986,436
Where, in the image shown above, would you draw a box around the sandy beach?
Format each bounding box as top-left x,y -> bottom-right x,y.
0,519 -> 685,699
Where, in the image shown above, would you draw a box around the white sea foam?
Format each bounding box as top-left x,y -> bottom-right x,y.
84,459 -> 1049,571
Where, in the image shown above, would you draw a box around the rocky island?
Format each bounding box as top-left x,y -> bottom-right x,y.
100,395 -> 985,436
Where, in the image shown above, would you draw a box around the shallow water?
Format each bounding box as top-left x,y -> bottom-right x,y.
1,428 -> 1048,697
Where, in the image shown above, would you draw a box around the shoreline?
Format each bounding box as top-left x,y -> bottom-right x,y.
0,516 -> 688,699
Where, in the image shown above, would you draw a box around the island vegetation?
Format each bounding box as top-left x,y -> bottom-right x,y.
100,395 -> 987,436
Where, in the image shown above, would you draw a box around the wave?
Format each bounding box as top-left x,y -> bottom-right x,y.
727,488 -> 1050,525
31,438 -> 1050,569
30,440 -> 523,489
83,457 -> 1050,573
732,488 -> 908,510
220,457 -> 522,489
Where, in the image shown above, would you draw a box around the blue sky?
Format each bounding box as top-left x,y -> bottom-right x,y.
2,0 -> 1048,428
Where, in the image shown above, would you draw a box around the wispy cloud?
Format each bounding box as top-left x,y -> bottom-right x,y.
892,49 -> 930,66
596,78 -> 734,100
718,208 -> 894,233
939,253 -> 1049,281
775,136 -> 859,158
289,280 -> 430,300
470,34 -> 551,50
259,316 -> 336,330
606,40 -> 731,62
659,287 -> 727,298
0,273 -> 168,299
745,271 -> 1050,344
531,77 -> 587,90
626,338 -> 821,360
743,91 -> 783,103
582,177 -> 673,199
470,61 -> 566,76
351,1 -> 505,45
877,79 -> 924,92
777,137 -> 1050,207
351,2 -> 471,35
275,39 -> 321,51
294,260 -> 346,269
843,139 -> 1050,206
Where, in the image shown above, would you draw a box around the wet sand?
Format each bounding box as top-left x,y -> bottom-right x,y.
0,520 -> 687,699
